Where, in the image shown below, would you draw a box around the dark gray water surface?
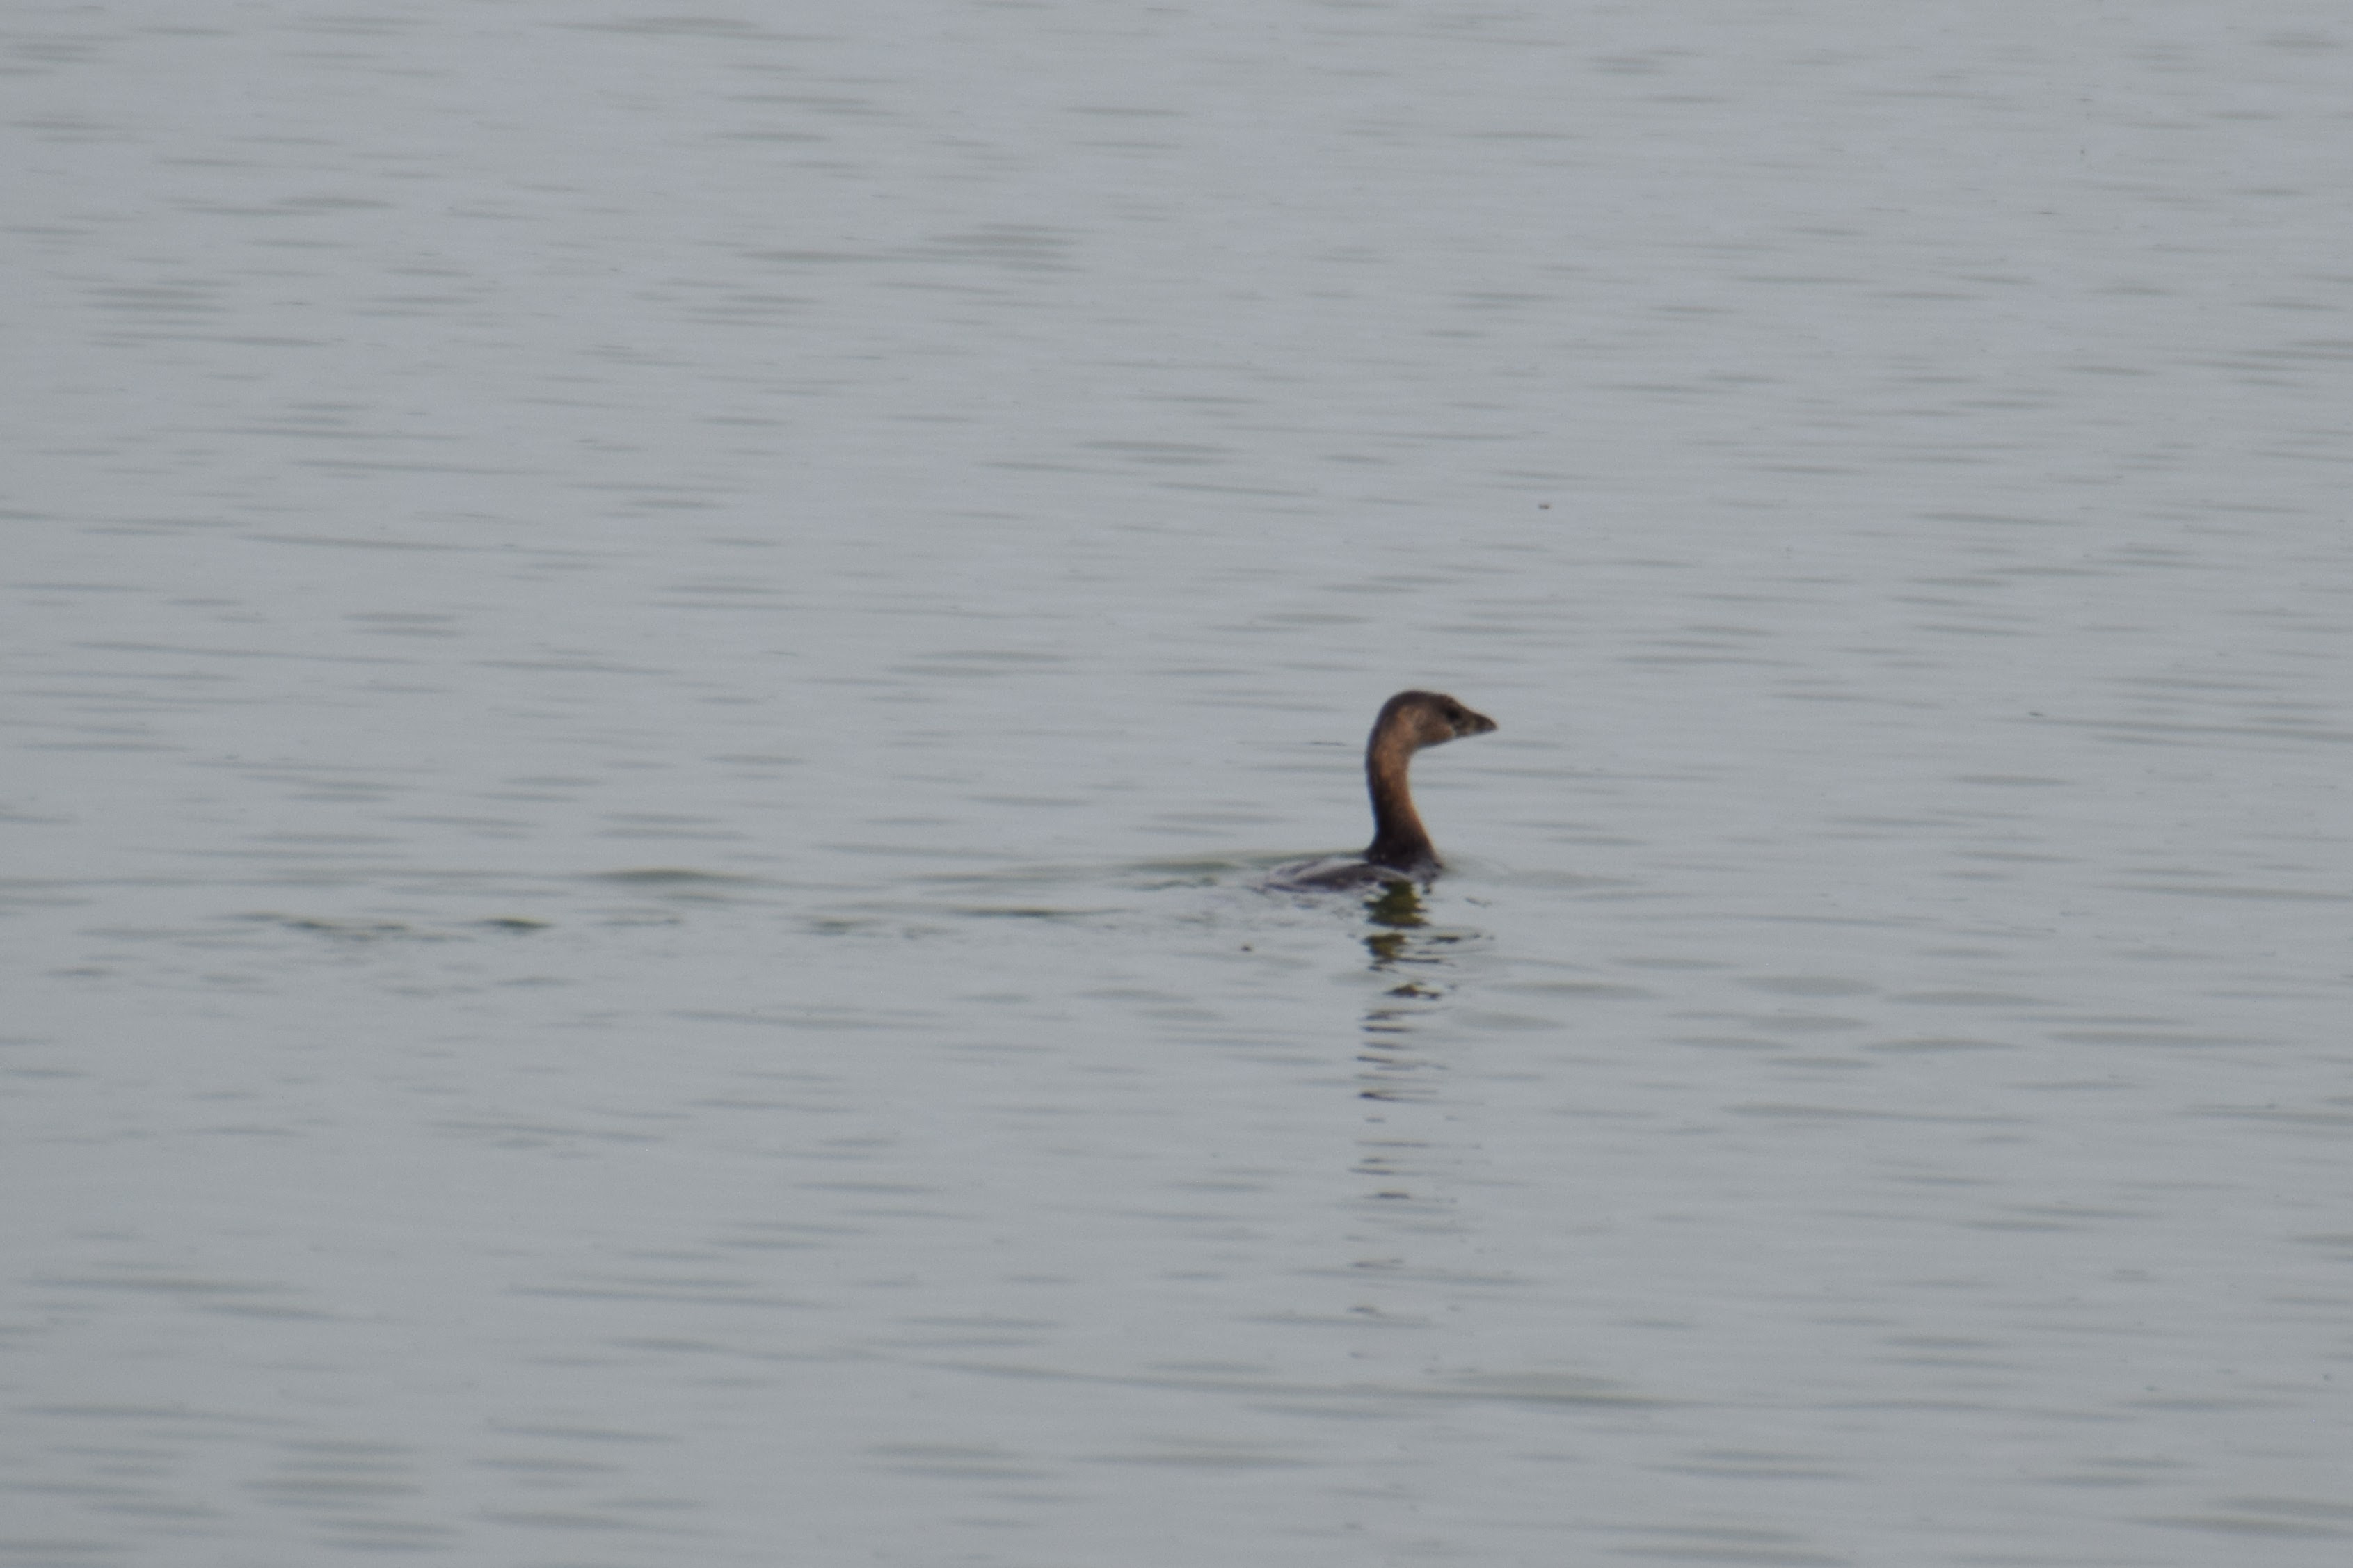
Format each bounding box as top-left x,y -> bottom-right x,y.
7,4 -> 2351,1564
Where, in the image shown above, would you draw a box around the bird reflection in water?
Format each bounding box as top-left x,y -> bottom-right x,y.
1352,877 -> 1482,1238
1355,878 -> 1470,1103
1362,877 -> 1425,965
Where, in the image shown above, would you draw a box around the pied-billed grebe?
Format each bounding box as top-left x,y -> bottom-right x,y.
1271,690 -> 1497,889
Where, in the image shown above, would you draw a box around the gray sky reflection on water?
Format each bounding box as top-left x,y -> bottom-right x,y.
6,2 -> 2353,1564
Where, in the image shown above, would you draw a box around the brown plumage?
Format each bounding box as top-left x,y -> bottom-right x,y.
1273,690 -> 1497,889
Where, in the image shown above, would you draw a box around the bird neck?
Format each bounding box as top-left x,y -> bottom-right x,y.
1364,731 -> 1435,872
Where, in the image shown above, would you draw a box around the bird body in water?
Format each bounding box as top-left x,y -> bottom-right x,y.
1268,690 -> 1497,890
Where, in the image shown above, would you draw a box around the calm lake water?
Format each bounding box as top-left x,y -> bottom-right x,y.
7,3 -> 2352,1565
